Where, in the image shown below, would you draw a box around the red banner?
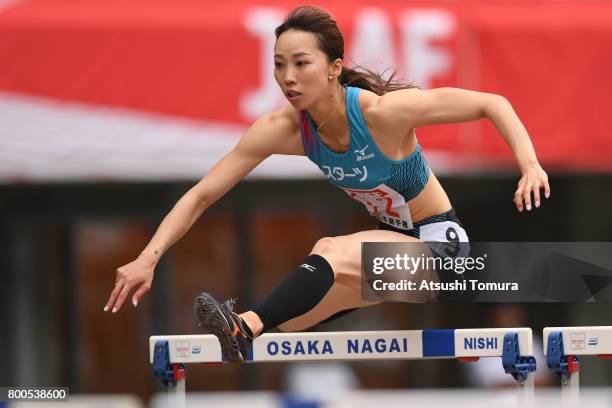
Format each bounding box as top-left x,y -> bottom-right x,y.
0,1 -> 611,180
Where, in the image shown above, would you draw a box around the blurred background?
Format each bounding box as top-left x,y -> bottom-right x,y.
1,0 -> 612,406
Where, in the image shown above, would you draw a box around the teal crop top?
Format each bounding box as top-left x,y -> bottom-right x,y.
298,86 -> 430,230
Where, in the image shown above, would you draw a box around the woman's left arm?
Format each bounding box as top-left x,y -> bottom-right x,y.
375,87 -> 550,212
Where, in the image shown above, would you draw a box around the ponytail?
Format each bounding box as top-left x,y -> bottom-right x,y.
339,66 -> 419,95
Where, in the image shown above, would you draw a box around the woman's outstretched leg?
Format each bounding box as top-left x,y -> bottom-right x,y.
244,229 -> 431,334
195,229 -> 428,362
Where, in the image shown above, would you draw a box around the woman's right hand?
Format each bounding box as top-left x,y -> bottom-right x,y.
104,251 -> 157,313
100,108 -> 294,315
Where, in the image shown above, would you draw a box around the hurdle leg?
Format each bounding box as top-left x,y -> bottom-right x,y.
561,369 -> 579,408
544,331 -> 581,408
167,363 -> 186,408
516,372 -> 535,407
167,376 -> 186,408
501,331 -> 536,407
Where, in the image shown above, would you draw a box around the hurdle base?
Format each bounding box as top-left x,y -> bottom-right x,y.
166,377 -> 186,408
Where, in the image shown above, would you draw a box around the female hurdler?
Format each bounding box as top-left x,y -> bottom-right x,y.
104,6 -> 550,362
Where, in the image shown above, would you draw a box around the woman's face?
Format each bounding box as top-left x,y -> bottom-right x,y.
274,29 -> 333,110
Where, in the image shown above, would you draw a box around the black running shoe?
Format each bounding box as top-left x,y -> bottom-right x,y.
194,292 -> 253,363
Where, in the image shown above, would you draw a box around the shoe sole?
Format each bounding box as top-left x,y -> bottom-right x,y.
194,293 -> 244,363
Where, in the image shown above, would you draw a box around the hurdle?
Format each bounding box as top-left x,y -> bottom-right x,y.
544,326 -> 612,407
150,328 -> 536,407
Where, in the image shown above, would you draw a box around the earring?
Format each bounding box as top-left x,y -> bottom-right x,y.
328,75 -> 333,80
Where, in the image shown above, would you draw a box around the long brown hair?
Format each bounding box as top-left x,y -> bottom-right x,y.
275,6 -> 417,95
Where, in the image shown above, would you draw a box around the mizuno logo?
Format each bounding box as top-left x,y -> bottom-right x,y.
300,264 -> 316,272
354,145 -> 369,156
354,145 -> 375,162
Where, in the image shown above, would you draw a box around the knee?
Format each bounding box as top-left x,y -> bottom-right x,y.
310,236 -> 342,276
311,236 -> 337,259
310,236 -> 359,282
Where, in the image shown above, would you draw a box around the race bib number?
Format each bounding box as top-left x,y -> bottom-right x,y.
343,184 -> 413,230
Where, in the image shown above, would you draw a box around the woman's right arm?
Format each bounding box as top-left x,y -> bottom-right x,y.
104,107 -> 302,313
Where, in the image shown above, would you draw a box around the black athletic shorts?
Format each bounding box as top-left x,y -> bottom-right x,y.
378,208 -> 470,260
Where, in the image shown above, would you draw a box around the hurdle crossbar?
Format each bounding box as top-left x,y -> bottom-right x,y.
150,328 -> 536,407
544,326 -> 612,407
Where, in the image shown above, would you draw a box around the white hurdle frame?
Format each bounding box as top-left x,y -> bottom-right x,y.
544,326 -> 612,408
150,328 -> 536,407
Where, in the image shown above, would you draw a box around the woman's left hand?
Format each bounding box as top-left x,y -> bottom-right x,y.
513,162 -> 550,212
